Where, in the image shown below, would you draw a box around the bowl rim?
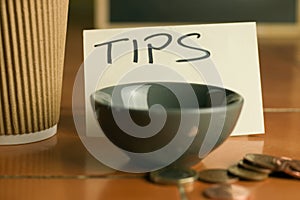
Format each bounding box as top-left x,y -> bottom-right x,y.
91,82 -> 244,114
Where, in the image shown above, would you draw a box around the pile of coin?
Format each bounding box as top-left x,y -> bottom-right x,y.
198,153 -> 300,183
200,154 -> 300,200
150,154 -> 300,200
229,153 -> 300,181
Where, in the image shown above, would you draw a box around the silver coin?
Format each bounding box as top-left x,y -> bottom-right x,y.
275,159 -> 300,179
238,160 -> 272,174
283,168 -> 300,179
273,156 -> 293,171
289,160 -> 300,172
203,184 -> 250,200
198,169 -> 239,184
282,165 -> 300,179
277,157 -> 300,172
150,167 -> 198,185
228,165 -> 269,181
244,153 -> 279,171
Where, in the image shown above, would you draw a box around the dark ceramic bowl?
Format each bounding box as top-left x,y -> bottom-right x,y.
91,82 -> 243,168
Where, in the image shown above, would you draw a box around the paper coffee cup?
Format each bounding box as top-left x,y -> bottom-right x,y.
0,0 -> 69,144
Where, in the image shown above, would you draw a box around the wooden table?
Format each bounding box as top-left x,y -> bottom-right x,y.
1,22 -> 300,200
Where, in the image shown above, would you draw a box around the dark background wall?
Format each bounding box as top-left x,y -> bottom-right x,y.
68,0 -> 297,26
69,0 -> 94,26
110,0 -> 297,23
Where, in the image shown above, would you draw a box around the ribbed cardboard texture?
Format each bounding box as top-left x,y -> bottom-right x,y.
0,0 -> 69,135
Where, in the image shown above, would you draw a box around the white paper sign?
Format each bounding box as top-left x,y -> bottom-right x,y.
83,22 -> 264,136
